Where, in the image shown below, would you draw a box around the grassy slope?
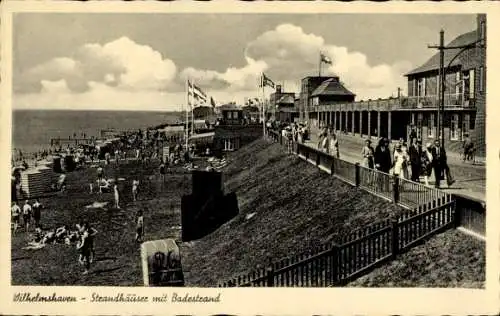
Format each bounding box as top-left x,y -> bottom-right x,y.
348,230 -> 485,288
180,139 -> 403,286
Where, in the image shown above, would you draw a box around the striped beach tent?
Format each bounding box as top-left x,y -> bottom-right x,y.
140,239 -> 184,287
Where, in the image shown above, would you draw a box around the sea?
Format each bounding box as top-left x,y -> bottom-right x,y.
12,110 -> 182,154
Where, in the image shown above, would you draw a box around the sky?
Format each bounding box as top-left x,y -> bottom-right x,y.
12,13 -> 477,111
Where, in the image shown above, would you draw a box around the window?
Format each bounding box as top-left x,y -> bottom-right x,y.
469,69 -> 475,99
450,114 -> 459,140
480,21 -> 486,46
462,114 -> 470,140
417,78 -> 425,97
417,113 -> 423,139
455,72 -> 462,95
428,113 -> 435,138
479,66 -> 484,93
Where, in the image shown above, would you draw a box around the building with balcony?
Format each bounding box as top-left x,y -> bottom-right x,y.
213,104 -> 263,153
402,14 -> 486,156
269,85 -> 299,123
312,14 -> 486,157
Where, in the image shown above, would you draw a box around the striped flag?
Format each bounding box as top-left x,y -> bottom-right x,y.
259,73 -> 275,89
320,52 -> 332,65
187,80 -> 208,108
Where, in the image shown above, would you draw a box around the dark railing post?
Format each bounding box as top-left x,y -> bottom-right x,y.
355,163 -> 360,187
391,219 -> 399,259
266,265 -> 274,287
331,245 -> 339,286
453,199 -> 461,228
331,157 -> 335,175
316,151 -> 321,166
393,177 -> 400,204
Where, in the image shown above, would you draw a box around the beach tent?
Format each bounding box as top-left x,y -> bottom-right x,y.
141,239 -> 184,287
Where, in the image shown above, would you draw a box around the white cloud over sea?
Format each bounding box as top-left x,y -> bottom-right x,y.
14,24 -> 412,111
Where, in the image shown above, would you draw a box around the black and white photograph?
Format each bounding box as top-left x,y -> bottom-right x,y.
2,2 -> 499,315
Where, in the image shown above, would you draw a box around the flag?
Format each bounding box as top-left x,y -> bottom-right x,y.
187,80 -> 208,108
260,73 -> 275,89
320,53 -> 332,65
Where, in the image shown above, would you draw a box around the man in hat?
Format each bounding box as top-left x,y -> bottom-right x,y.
431,140 -> 454,188
408,138 -> 422,182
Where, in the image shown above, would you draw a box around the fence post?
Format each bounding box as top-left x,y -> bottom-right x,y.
316,152 -> 321,166
391,219 -> 399,259
392,177 -> 400,204
331,157 -> 335,175
453,199 -> 461,228
355,163 -> 360,187
266,265 -> 275,287
331,244 -> 339,286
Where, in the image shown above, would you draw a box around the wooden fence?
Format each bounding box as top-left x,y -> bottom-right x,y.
268,129 -> 450,209
219,200 -> 456,287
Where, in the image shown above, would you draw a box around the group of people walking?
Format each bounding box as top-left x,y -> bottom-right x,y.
317,126 -> 340,158
360,137 -> 455,188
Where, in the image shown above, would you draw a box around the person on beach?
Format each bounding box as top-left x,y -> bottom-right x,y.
22,200 -> 32,232
132,179 -> 140,202
113,183 -> 120,209
32,199 -> 42,229
135,210 -> 144,243
11,201 -> 21,234
77,230 -> 92,275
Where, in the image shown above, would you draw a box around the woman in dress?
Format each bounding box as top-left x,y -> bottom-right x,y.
361,139 -> 375,169
421,143 -> 434,186
392,143 -> 408,179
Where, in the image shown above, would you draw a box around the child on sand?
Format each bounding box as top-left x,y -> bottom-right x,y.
135,210 -> 144,243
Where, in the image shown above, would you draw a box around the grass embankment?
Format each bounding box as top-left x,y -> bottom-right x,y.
11,160 -> 189,286
180,139 -> 404,286
348,230 -> 485,288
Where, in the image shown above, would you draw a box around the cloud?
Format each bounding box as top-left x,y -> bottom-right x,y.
180,57 -> 267,92
15,24 -> 412,110
16,37 -> 177,94
244,24 -> 412,99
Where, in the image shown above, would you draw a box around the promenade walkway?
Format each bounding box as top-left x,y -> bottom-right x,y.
304,131 -> 485,202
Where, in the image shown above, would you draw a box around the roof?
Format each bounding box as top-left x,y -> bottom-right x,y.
311,78 -> 355,97
218,104 -> 242,111
277,95 -> 295,104
405,30 -> 478,76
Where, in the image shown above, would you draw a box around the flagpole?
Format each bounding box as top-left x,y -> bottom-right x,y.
185,79 -> 189,150
262,80 -> 266,137
318,52 -> 322,77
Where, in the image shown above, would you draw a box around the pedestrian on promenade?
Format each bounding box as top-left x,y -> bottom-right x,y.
408,138 -> 422,182
421,143 -> 434,186
375,138 -> 391,173
361,139 -> 375,169
392,143 -> 408,179
430,140 -> 455,188
462,133 -> 475,162
329,130 -> 339,158
374,138 -> 391,192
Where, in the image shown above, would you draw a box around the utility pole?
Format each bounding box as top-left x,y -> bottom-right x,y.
428,29 -> 480,150
428,30 -> 445,149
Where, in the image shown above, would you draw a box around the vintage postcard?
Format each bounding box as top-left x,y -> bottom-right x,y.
1,1 -> 499,315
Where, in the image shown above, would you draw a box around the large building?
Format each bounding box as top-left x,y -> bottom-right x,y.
270,85 -> 298,123
299,76 -> 356,125
311,14 -> 485,157
403,14 -> 486,156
